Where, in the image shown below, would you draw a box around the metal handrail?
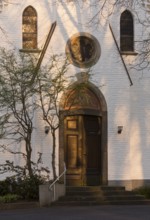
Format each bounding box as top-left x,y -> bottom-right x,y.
49,163 -> 66,200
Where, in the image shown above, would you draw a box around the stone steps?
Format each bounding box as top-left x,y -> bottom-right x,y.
53,200 -> 150,206
52,186 -> 150,206
59,195 -> 145,201
66,191 -> 140,196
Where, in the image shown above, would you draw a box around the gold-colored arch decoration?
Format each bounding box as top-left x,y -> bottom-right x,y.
64,85 -> 101,111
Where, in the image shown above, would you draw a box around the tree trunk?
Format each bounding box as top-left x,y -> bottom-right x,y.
25,134 -> 33,177
52,129 -> 57,180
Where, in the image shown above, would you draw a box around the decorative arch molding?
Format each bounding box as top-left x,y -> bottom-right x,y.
60,72 -> 107,113
59,76 -> 108,185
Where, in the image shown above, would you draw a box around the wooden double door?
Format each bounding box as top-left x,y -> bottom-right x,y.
64,115 -> 101,186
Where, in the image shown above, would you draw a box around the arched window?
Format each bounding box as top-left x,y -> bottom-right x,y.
22,6 -> 37,49
120,10 -> 134,52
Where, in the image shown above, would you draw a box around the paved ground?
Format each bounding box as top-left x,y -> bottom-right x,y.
0,205 -> 150,220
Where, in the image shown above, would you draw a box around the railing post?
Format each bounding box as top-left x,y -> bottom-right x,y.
53,184 -> 56,201
49,162 -> 67,202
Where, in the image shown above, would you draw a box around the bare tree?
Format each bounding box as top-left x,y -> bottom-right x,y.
0,48 -> 49,179
0,48 -> 72,181
37,59 -> 95,181
37,55 -> 70,180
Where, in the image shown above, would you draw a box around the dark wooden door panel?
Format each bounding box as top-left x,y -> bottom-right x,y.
65,116 -> 82,186
83,116 -> 101,185
86,135 -> 100,170
64,115 -> 101,186
67,135 -> 78,168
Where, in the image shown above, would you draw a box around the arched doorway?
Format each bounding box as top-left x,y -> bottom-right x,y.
59,80 -> 107,186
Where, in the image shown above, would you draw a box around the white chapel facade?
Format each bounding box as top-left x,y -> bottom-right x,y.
0,0 -> 150,190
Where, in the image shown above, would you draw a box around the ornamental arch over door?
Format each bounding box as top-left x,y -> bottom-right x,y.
59,81 -> 107,186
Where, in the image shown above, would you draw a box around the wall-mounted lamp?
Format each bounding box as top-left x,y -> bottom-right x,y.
118,126 -> 123,134
45,126 -> 50,134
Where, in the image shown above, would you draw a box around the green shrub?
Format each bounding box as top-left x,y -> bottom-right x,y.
0,178 -> 16,196
134,186 -> 150,199
0,194 -> 20,203
15,175 -> 44,200
0,175 -> 45,201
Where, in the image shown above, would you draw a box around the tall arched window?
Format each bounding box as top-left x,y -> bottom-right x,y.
120,10 -> 134,52
22,6 -> 37,49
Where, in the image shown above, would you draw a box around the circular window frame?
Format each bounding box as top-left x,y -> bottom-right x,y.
66,32 -> 101,68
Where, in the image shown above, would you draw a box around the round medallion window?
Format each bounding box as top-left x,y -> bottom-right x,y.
66,33 -> 101,68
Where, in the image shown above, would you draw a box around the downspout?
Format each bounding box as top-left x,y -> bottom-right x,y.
30,21 -> 57,84
109,24 -> 133,86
